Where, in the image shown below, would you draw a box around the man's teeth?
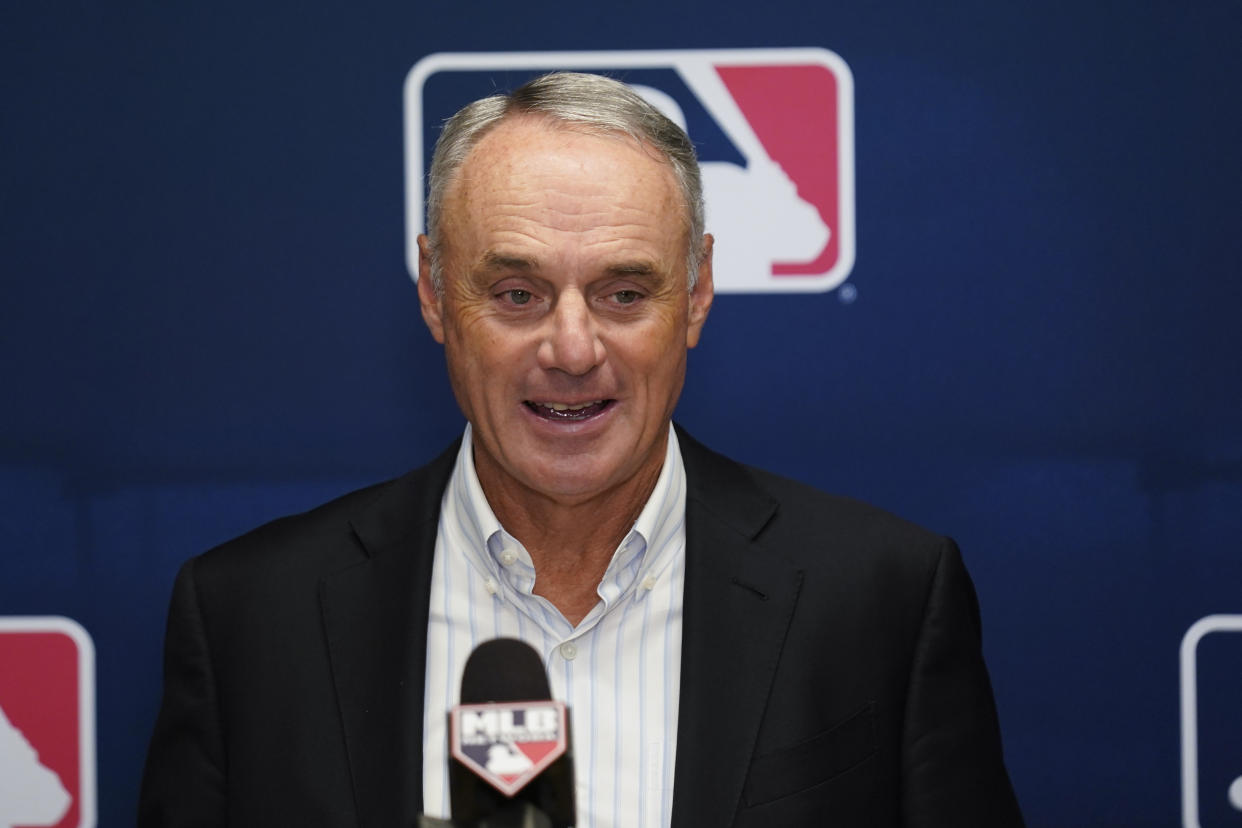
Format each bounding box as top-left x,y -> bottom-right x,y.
542,401 -> 602,411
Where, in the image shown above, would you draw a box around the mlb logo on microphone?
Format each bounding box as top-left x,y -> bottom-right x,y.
451,701 -> 568,796
0,617 -> 96,828
405,48 -> 855,294
1180,615 -> 1242,828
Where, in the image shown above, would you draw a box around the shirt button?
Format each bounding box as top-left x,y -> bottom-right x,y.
500,549 -> 518,566
642,575 -> 658,591
484,578 -> 499,595
560,642 -> 578,660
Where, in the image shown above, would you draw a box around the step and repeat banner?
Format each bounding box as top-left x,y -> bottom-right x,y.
3,3 -> 1240,827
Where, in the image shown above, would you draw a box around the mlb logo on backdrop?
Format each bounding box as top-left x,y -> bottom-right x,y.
0,617 -> 96,828
405,49 -> 855,293
1180,615 -> 1242,828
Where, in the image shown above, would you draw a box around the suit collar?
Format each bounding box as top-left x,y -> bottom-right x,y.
320,440 -> 459,827
347,438 -> 461,560
671,426 -> 805,828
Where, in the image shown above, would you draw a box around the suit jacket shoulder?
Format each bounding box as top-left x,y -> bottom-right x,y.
193,438 -> 460,585
678,424 -> 949,581
140,439 -> 461,828
672,426 -> 1022,827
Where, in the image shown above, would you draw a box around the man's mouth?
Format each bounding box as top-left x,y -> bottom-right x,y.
524,400 -> 613,421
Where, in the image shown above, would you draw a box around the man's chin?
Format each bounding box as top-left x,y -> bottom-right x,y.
520,466 -> 624,504
497,450 -> 640,504
475,427 -> 664,505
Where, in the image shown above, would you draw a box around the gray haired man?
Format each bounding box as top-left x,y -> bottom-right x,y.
141,72 -> 1023,827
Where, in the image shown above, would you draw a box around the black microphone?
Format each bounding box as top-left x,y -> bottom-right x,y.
419,638 -> 576,828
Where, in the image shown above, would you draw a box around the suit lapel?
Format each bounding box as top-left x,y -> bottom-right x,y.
316,431 -> 798,827
319,442 -> 459,827
671,429 -> 804,828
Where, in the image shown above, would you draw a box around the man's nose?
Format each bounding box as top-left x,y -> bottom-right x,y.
537,292 -> 605,375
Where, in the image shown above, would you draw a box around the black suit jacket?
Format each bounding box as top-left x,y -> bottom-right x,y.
139,428 -> 1023,827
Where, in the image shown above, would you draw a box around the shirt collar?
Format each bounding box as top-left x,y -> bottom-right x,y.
442,424 -> 686,610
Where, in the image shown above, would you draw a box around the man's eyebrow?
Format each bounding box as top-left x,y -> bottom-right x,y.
605,261 -> 657,277
478,251 -> 537,272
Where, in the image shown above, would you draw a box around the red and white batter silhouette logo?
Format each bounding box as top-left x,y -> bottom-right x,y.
0,618 -> 95,828
406,49 -> 855,294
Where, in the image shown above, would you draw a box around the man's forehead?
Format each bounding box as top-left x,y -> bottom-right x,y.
451,115 -> 675,194
473,113 -> 643,154
433,114 -> 693,277
477,249 -> 661,275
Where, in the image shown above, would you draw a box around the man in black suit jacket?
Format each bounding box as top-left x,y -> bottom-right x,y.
141,72 -> 1022,826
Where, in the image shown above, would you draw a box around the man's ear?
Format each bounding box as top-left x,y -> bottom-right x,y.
686,234 -> 714,349
417,234 -> 446,344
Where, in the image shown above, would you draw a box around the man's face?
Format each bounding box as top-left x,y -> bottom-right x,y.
418,116 -> 713,507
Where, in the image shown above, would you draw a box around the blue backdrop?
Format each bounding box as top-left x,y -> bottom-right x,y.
3,3 -> 1240,826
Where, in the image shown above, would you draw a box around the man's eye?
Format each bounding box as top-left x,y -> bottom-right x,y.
613,290 -> 641,305
504,289 -> 533,305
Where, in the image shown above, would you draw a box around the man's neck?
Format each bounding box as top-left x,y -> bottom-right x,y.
475,444 -> 667,626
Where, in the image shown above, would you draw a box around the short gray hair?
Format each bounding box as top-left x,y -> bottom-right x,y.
425,72 -> 706,295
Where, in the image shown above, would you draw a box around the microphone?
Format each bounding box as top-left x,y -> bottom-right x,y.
420,639 -> 576,828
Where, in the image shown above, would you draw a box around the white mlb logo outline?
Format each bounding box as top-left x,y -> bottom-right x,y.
404,48 -> 855,294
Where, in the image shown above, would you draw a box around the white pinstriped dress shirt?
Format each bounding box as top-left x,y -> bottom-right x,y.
422,424 -> 687,828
